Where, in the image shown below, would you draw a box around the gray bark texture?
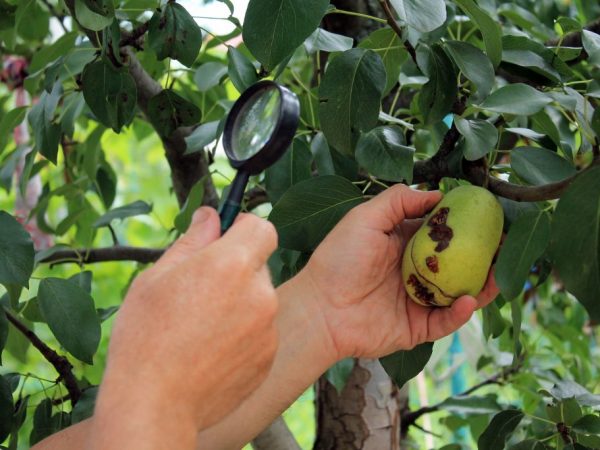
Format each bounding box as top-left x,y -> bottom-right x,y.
314,359 -> 407,450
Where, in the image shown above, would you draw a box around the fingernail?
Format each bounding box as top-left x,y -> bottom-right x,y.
192,208 -> 210,224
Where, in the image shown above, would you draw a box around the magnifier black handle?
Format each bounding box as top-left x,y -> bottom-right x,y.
219,171 -> 250,234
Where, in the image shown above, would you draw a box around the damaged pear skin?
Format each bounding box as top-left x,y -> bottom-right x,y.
402,186 -> 504,307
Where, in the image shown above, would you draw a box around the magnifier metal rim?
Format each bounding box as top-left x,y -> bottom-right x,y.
223,80 -> 300,174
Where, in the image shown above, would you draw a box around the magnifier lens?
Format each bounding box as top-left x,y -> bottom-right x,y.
230,87 -> 281,161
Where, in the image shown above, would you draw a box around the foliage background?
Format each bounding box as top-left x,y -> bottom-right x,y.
0,0 -> 600,448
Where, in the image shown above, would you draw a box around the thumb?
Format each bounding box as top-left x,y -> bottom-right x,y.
161,207 -> 221,264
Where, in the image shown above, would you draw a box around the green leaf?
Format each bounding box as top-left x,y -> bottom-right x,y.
147,90 -> 201,138
194,62 -> 228,92
355,126 -> 414,183
417,44 -> 458,125
82,59 -> 138,133
389,0 -> 446,33
455,117 -> 498,161
38,278 -> 101,364
444,40 -> 495,102
495,211 -> 551,300
74,0 -> 113,31
29,32 -> 78,73
28,83 -> 62,163
184,121 -> 220,155
550,166 -> 600,323
29,398 -> 56,446
265,138 -> 313,205
310,132 -> 335,176
511,147 -> 576,186
0,211 -> 34,288
510,297 -> 522,361
454,0 -> 503,68
0,375 -> 12,442
478,410 -> 524,450
227,46 -> 258,94
380,342 -> 434,388
0,106 -> 27,156
174,179 -> 205,234
510,440 -> 547,450
147,2 -> 202,67
573,415 -> 600,435
479,84 -> 552,116
319,48 -> 386,155
304,28 -> 353,54
547,381 -> 600,408
82,0 -> 114,17
71,387 -> 98,424
582,30 -> 600,66
69,271 -> 93,294
482,298 -> 506,340
325,358 -> 354,394
243,0 -> 329,70
22,297 -> 45,323
358,28 -> 407,95
0,309 -> 6,363
93,200 -> 152,228
592,108 -> 600,140
502,50 -> 561,84
15,0 -> 49,40
269,176 -> 364,252
440,394 -> 501,415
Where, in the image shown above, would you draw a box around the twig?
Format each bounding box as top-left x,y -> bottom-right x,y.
401,361 -> 523,434
245,187 -> 270,211
38,246 -> 165,265
378,0 -> 417,64
4,309 -> 81,405
119,21 -> 150,49
465,157 -> 600,202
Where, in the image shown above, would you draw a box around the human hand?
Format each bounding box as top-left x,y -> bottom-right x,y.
95,208 -> 279,433
298,185 -> 498,360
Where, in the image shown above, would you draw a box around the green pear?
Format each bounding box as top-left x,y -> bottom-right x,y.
401,186 -> 503,307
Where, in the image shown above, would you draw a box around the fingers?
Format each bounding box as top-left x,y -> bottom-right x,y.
218,214 -> 278,268
160,207 -> 221,264
476,269 -> 500,309
425,296 -> 478,342
352,185 -> 443,232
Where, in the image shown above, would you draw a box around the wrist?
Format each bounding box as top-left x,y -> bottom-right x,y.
278,270 -> 340,367
92,367 -> 198,449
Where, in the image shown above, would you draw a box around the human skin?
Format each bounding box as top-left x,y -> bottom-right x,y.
33,185 -> 498,450
87,209 -> 280,450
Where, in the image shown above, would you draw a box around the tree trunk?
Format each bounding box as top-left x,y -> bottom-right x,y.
314,359 -> 407,450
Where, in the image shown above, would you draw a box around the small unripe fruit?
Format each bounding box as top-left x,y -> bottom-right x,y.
402,186 -> 503,307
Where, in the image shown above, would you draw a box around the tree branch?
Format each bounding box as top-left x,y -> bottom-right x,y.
119,21 -> 150,49
38,246 -> 166,265
401,362 -> 523,434
465,157 -> 600,202
245,187 -> 270,211
63,0 -> 219,208
4,309 -> 82,405
378,0 -> 417,64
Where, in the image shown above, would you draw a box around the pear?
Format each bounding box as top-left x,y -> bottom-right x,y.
402,186 -> 503,307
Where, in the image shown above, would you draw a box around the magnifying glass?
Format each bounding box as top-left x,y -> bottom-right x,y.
219,80 -> 300,234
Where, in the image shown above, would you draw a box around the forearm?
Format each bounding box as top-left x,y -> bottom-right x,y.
32,272 -> 336,450
87,367 -> 198,450
196,272 -> 336,449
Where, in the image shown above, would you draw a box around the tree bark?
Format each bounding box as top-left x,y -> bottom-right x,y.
314,359 -> 406,450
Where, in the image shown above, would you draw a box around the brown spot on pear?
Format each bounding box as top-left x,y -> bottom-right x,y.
402,186 -> 503,307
